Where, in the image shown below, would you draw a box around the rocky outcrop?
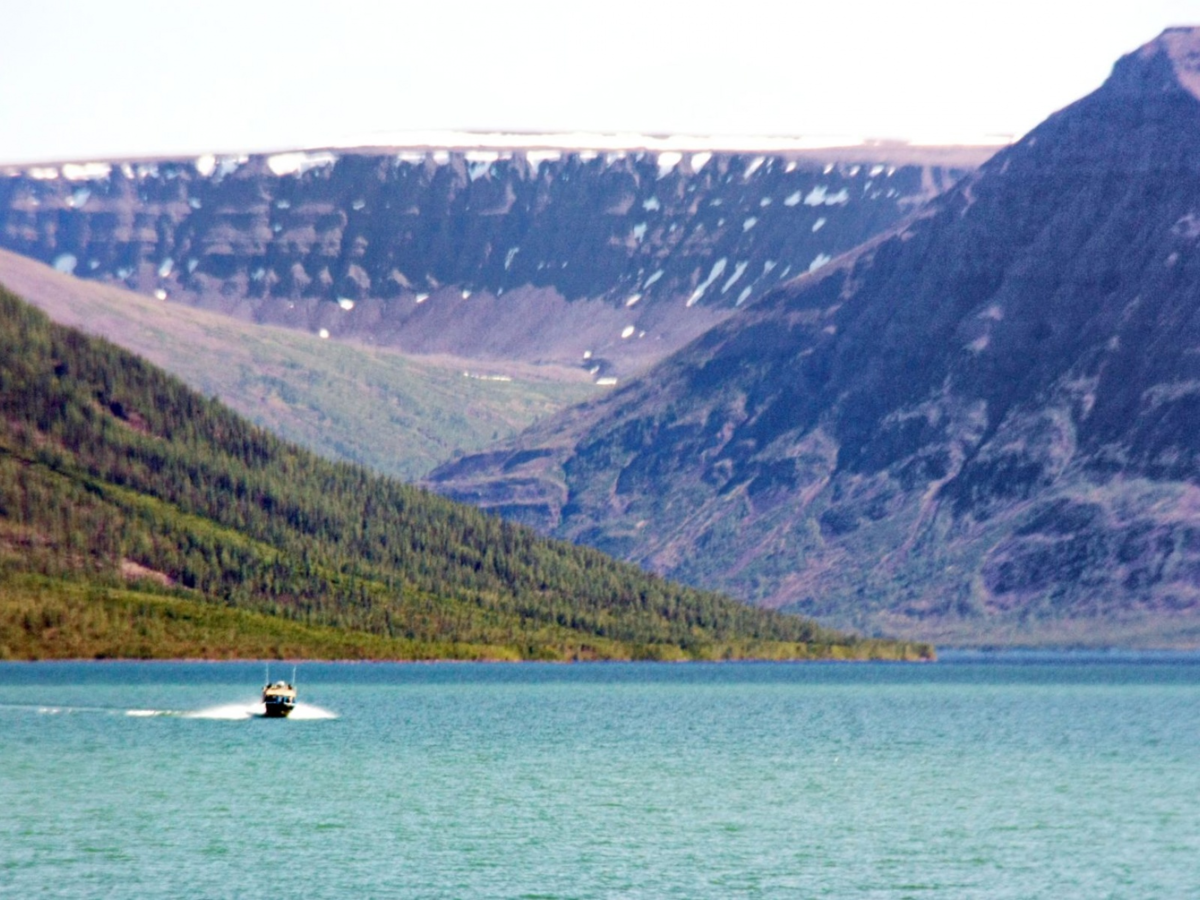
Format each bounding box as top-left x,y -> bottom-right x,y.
0,142 -> 982,377
427,30 -> 1200,646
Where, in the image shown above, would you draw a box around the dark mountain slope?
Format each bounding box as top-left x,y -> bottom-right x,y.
429,29 -> 1200,647
0,142 -> 986,379
0,286 -> 928,660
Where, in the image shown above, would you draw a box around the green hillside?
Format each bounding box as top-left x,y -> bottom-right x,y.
0,287 -> 930,661
0,249 -> 597,481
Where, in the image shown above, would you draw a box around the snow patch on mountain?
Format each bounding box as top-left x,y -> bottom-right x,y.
688,258 -> 727,307
268,152 -> 338,176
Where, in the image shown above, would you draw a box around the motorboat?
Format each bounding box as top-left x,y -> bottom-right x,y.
262,679 -> 297,718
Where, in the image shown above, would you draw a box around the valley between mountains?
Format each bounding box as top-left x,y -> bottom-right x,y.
0,248 -> 597,482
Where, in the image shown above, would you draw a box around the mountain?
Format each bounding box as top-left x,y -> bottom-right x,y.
429,29 -> 1200,648
0,284 -> 929,661
0,140 -> 989,382
0,248 -> 596,481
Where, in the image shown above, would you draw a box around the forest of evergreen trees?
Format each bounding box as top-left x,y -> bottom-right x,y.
0,287 -> 932,660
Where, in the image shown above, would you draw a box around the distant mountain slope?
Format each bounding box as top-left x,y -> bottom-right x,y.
429,30 -> 1200,648
0,248 -> 596,480
0,141 -> 990,379
0,286 -> 928,660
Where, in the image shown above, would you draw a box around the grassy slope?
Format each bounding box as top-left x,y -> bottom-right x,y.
1,575 -> 918,662
0,286 -> 932,661
0,249 -> 597,480
0,575 -> 536,661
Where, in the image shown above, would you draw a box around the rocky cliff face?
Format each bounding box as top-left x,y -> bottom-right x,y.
0,142 -> 980,378
428,30 -> 1200,646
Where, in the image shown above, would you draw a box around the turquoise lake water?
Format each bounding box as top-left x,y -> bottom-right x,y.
2,655 -> 1198,899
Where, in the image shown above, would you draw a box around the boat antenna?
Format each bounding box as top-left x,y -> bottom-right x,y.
292,665 -> 297,689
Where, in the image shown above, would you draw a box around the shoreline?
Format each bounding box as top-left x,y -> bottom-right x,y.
8,649 -> 1200,666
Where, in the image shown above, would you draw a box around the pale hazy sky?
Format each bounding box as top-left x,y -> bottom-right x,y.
3,0 -> 1198,163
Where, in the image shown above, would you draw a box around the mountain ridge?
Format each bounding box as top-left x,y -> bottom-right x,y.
428,29 -> 1200,647
0,143 -> 986,381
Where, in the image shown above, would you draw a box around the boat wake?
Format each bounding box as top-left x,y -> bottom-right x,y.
286,702 -> 338,720
2,700 -> 336,720
0,703 -> 116,716
184,701 -> 337,720
1,703 -> 184,717
183,701 -> 263,720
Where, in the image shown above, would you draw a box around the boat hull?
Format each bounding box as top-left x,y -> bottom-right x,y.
262,700 -> 294,718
